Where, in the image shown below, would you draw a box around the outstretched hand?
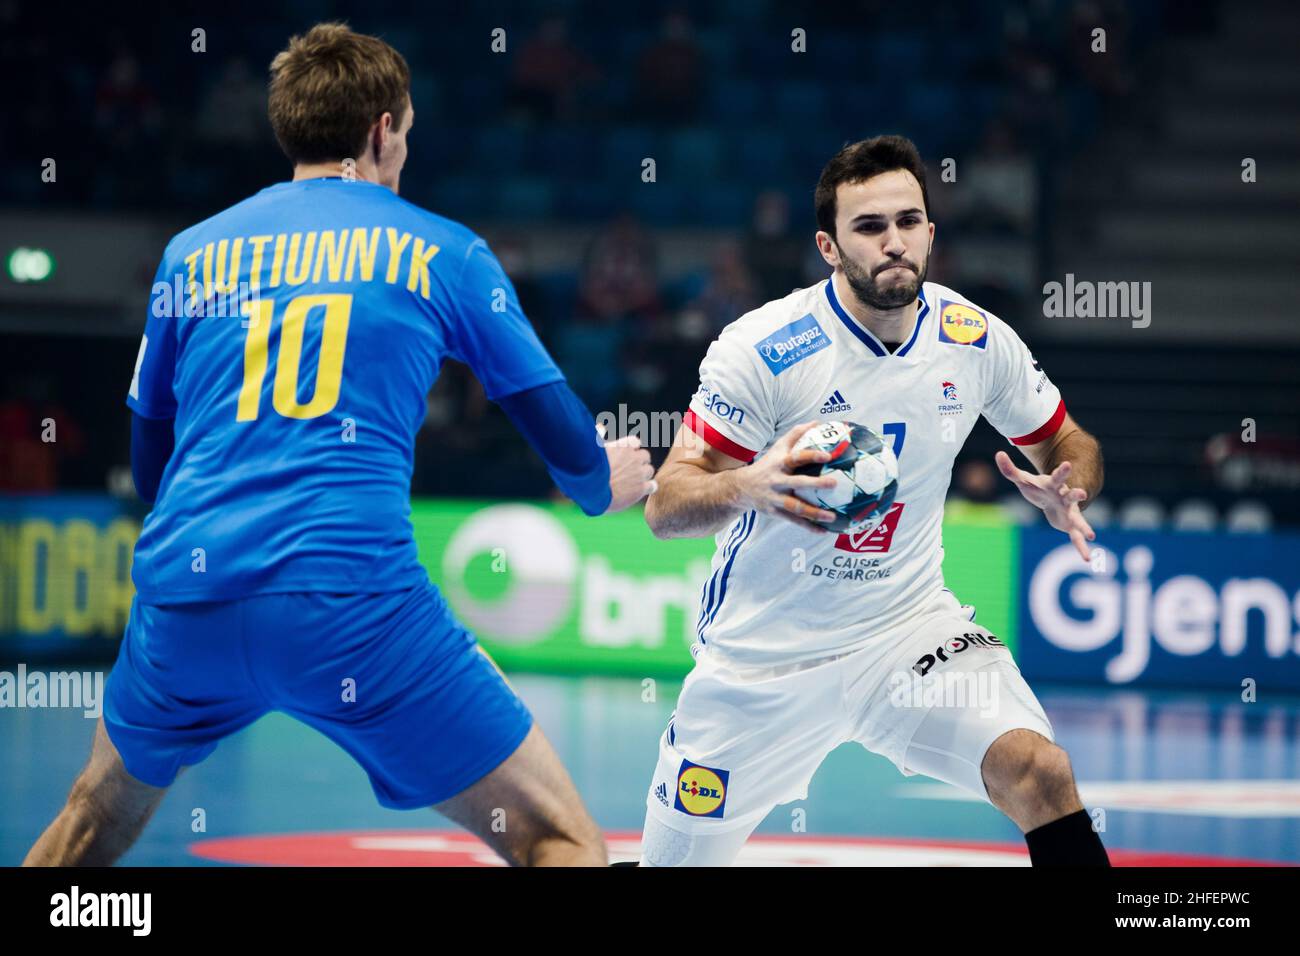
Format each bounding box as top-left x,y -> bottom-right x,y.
995,450 -> 1095,562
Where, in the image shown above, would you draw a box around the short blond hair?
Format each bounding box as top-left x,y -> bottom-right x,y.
268,22 -> 410,164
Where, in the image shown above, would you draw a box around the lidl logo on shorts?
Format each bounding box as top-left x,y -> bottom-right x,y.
754,314 -> 830,375
937,301 -> 988,348
674,760 -> 730,818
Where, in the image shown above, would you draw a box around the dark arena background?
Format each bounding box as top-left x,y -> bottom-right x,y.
2,0 -> 1298,898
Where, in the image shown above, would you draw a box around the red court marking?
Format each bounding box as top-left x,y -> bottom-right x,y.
190,830 -> 1289,867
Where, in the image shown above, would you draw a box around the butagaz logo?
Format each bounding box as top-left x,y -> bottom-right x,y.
912,631 -> 1006,676
754,314 -> 830,375
938,381 -> 964,416
819,389 -> 852,414
694,383 -> 746,425
655,782 -> 670,807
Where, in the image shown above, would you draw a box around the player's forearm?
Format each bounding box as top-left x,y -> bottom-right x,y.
644,464 -> 746,539
1043,426 -> 1104,506
497,381 -> 612,516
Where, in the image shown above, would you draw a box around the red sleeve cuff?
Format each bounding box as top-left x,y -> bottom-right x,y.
1010,399 -> 1067,446
683,409 -> 756,463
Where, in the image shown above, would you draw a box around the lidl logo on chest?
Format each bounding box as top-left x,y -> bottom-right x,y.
937,301 -> 988,348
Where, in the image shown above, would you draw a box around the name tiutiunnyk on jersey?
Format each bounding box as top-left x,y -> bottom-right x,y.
128,177 -> 563,602
685,277 -> 1065,666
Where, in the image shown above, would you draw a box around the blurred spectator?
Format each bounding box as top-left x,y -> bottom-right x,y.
744,191 -> 806,302
93,52 -> 163,205
508,17 -> 599,123
946,459 -> 1019,524
940,118 -> 1037,309
634,11 -> 704,123
95,52 -> 161,149
1205,433 -> 1300,493
0,377 -> 86,491
1065,0 -> 1136,103
680,239 -> 761,337
195,58 -> 268,149
947,119 -> 1035,237
577,213 -> 662,323
1000,10 -> 1067,146
561,214 -> 664,410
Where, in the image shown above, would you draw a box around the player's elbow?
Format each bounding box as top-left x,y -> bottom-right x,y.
643,494 -> 670,538
643,487 -> 681,539
1087,435 -> 1105,501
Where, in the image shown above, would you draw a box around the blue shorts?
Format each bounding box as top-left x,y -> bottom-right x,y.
103,582 -> 533,809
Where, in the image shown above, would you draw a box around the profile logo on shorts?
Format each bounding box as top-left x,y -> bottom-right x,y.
674,760 -> 729,818
912,632 -> 1006,676
937,301 -> 988,348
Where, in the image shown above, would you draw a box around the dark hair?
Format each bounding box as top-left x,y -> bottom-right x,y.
814,135 -> 930,236
268,22 -> 411,165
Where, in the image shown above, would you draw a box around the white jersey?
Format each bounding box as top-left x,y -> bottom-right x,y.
683,276 -> 1065,667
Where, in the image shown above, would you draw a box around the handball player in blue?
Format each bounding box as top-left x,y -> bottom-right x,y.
25,23 -> 653,867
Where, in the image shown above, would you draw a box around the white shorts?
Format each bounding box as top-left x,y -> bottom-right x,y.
643,589 -> 1055,838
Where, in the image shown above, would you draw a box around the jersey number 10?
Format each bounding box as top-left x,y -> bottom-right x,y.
237,294 -> 352,421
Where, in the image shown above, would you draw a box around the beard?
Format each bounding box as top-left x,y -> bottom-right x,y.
838,242 -> 929,310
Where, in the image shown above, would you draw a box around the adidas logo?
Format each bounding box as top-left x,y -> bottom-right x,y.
820,389 -> 852,414
655,782 -> 670,807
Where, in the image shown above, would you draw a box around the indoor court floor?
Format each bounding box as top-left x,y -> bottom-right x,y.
4,671 -> 1298,866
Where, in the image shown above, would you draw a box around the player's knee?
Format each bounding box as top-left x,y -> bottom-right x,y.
640,815 -> 747,867
983,731 -> 1073,806
555,809 -> 605,856
509,807 -> 605,865
641,816 -> 699,867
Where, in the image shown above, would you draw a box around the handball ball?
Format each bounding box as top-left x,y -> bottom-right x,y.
790,421 -> 899,533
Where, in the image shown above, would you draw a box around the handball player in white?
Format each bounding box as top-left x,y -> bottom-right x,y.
637,136 -> 1108,867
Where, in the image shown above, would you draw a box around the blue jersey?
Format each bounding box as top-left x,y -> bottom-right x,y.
127,177 -> 564,602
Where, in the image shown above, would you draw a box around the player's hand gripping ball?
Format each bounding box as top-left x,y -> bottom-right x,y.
790,421 -> 899,533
